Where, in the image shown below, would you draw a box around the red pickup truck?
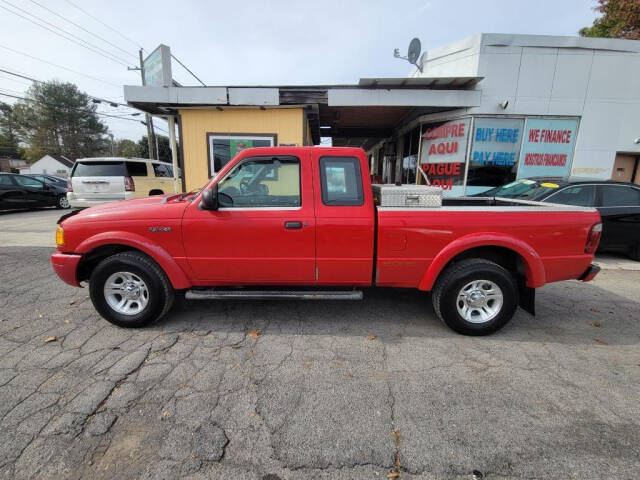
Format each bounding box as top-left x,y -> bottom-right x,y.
52,147 -> 602,335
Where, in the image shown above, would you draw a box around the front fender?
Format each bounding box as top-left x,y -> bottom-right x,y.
417,232 -> 546,291
75,231 -> 192,289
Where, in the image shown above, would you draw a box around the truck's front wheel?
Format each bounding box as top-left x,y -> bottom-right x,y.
89,252 -> 174,328
432,259 -> 518,336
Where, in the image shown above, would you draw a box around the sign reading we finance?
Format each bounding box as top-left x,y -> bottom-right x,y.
517,118 -> 578,179
420,118 -> 470,190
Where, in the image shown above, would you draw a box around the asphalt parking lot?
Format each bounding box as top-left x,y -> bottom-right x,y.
1,209 -> 639,479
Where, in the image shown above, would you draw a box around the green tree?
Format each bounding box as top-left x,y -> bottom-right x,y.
114,138 -> 138,157
580,0 -> 640,39
0,102 -> 22,158
136,134 -> 175,163
12,81 -> 110,160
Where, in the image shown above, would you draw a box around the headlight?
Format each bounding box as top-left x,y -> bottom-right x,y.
55,226 -> 65,247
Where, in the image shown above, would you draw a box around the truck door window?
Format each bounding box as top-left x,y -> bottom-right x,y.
319,156 -> 364,206
217,156 -> 301,208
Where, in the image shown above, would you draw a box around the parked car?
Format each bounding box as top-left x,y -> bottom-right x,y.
477,178 -> 640,260
52,147 -> 602,336
25,174 -> 69,189
67,157 -> 177,208
0,172 -> 70,210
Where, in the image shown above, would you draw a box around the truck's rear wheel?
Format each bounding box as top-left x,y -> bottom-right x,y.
89,252 -> 174,328
432,259 -> 518,336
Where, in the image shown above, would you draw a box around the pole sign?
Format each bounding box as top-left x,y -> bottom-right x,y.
143,45 -> 172,87
420,118 -> 470,191
517,118 -> 578,179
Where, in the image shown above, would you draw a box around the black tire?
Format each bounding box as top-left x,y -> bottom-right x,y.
89,251 -> 174,328
56,194 -> 70,209
432,259 -> 518,336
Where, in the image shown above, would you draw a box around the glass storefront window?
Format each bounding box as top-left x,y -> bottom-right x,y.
207,134 -> 275,176
401,128 -> 418,184
466,117 -> 525,195
419,118 -> 470,195
517,118 -> 578,180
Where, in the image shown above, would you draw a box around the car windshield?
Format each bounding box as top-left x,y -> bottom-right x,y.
479,179 -> 562,199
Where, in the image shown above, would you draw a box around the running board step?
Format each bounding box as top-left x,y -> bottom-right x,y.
185,289 -> 363,301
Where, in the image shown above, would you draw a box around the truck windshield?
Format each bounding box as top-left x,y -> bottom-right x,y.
479,179 -> 561,199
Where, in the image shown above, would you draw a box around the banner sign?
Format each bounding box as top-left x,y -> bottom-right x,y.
420,118 -> 470,191
471,117 -> 524,169
517,118 -> 578,179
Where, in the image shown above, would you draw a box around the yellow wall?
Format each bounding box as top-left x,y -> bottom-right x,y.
179,107 -> 305,191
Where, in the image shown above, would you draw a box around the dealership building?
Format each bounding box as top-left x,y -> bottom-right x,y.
125,33 -> 640,195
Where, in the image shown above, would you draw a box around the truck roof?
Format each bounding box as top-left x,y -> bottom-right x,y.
229,146 -> 366,157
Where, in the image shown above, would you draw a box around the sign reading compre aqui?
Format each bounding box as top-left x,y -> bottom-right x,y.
517,118 -> 578,179
420,118 -> 470,192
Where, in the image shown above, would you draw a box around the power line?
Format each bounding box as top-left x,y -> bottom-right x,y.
0,67 -> 139,112
0,68 -> 39,84
63,0 -> 145,52
170,53 -> 206,86
0,44 -> 121,87
29,0 -> 138,61
0,0 -> 133,67
0,92 -> 147,125
0,74 -> 31,87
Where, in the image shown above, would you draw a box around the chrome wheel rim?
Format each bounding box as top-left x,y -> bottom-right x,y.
103,271 -> 149,315
59,196 -> 69,208
456,280 -> 503,324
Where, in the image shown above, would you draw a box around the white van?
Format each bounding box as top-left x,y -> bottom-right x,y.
67,157 -> 179,208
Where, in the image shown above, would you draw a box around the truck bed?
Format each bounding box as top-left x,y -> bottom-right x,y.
375,197 -> 600,289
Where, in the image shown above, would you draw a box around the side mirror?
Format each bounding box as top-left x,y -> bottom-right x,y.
200,184 -> 219,210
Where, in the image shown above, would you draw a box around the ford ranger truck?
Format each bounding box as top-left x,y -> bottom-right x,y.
51,147 -> 602,336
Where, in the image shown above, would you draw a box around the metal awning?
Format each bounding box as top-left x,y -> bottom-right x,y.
358,76 -> 483,88
124,76 -> 483,147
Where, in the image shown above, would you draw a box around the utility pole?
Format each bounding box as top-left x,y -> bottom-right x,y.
137,49 -> 157,160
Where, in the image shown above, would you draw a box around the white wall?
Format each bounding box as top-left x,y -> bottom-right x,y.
23,155 -> 72,177
415,34 -> 640,179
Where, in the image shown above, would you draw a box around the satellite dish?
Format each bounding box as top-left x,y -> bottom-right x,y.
407,38 -> 421,65
394,37 -> 423,72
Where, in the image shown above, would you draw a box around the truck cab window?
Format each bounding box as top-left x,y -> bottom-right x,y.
217,156 -> 301,208
319,156 -> 364,206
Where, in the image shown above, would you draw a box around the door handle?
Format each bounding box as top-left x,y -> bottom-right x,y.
284,221 -> 303,230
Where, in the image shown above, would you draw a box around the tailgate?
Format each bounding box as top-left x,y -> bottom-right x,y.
72,176 -> 125,199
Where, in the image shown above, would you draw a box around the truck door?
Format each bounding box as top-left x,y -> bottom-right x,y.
311,151 -> 375,285
182,152 -> 316,284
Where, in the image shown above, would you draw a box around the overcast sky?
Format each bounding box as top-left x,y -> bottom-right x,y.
0,0 -> 598,141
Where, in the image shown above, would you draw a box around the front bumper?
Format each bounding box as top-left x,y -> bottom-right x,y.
579,263 -> 600,283
51,252 -> 82,287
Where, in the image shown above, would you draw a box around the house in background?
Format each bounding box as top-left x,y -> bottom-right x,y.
0,157 -> 28,173
19,154 -> 74,177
